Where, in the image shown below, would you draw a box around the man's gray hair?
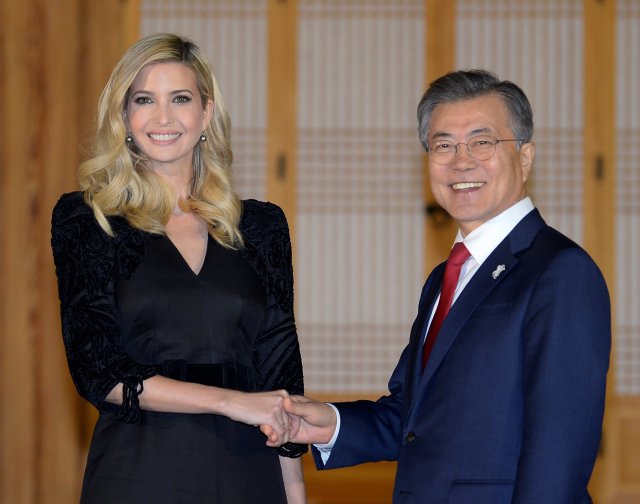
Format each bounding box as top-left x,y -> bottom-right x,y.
417,69 -> 534,151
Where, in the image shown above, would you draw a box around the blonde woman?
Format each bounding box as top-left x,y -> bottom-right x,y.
51,33 -> 306,503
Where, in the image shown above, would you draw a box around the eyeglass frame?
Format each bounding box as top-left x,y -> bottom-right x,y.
426,136 -> 525,165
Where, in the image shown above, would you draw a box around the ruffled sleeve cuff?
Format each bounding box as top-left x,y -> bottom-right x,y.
277,442 -> 309,458
114,370 -> 155,423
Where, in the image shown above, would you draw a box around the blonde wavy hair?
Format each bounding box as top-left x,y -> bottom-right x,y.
79,33 -> 243,247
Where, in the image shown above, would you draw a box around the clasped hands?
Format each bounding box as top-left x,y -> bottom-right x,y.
249,392 -> 337,447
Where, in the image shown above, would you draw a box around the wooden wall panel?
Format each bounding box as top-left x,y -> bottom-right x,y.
0,3 -> 34,500
1,1 -> 81,502
0,1 -> 139,502
39,6 -> 85,502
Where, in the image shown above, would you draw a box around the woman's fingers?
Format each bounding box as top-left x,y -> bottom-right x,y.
224,389 -> 295,446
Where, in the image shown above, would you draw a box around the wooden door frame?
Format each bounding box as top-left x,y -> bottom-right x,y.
267,0 -> 298,233
424,0 -> 458,274
583,1 -> 626,502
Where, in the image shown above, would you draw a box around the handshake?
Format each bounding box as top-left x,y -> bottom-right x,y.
251,392 -> 337,447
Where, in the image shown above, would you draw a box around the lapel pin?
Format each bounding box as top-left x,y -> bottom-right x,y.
492,264 -> 506,279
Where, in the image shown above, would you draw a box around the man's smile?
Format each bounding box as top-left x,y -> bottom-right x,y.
451,182 -> 485,191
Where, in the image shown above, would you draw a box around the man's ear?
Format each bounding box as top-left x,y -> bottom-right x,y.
520,142 -> 535,182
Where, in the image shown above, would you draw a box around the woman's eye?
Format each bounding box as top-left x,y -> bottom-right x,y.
174,95 -> 192,104
133,96 -> 153,105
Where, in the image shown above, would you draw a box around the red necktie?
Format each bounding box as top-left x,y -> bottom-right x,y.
422,242 -> 471,369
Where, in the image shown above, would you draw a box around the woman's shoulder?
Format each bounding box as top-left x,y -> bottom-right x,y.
52,191 -> 137,237
238,199 -> 293,311
51,191 -> 148,280
239,198 -> 291,246
51,191 -> 111,259
240,199 -> 288,232
52,191 -> 94,225
51,192 -> 109,251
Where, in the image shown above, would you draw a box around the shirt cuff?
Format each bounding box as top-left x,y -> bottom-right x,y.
313,403 -> 341,464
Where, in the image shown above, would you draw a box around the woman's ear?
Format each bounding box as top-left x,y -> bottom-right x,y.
202,99 -> 214,130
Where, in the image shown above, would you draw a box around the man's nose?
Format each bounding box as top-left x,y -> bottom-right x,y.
450,143 -> 475,167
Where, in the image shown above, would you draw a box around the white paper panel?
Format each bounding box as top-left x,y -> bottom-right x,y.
457,0 -> 584,243
140,0 -> 267,200
296,0 -> 426,393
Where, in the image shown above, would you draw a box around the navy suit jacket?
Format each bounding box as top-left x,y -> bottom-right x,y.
313,209 -> 610,504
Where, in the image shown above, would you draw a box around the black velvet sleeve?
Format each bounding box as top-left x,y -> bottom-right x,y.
239,200 -> 308,458
51,192 -> 157,423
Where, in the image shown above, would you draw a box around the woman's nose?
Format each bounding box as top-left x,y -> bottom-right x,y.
154,102 -> 172,124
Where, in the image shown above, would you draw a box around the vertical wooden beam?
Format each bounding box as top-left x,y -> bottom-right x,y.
39,4 -> 86,502
1,0 -> 85,502
267,0 -> 298,239
0,3 -> 39,503
424,0 -> 457,274
123,0 -> 142,48
583,3 -> 616,281
0,1 -> 142,502
583,0 -> 617,501
425,0 -> 456,83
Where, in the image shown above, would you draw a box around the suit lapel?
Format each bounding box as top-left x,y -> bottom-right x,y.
405,264 -> 445,400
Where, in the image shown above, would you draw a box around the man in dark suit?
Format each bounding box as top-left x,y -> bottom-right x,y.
270,69 -> 611,503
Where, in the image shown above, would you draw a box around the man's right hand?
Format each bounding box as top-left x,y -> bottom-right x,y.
260,395 -> 337,447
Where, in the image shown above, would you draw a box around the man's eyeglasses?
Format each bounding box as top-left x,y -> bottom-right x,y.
427,136 -> 523,165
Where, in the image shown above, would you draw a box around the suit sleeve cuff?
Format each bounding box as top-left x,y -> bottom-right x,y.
313,403 -> 341,464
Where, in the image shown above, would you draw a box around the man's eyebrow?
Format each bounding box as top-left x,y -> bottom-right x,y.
430,127 -> 493,140
430,131 -> 452,140
469,127 -> 492,136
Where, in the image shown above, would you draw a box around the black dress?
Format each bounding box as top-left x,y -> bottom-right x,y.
51,192 -> 306,504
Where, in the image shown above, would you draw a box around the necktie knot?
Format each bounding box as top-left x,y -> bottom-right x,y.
448,242 -> 470,267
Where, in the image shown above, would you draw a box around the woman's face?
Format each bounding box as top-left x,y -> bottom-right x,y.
126,62 -> 213,175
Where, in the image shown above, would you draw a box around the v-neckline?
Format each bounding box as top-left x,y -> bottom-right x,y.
164,233 -> 210,277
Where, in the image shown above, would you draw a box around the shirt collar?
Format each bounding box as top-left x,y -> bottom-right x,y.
454,197 -> 535,267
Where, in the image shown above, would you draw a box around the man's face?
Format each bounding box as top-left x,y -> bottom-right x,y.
426,94 -> 535,236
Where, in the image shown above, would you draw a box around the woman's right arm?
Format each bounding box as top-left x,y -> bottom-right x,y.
51,193 -> 291,443
106,377 -> 291,442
